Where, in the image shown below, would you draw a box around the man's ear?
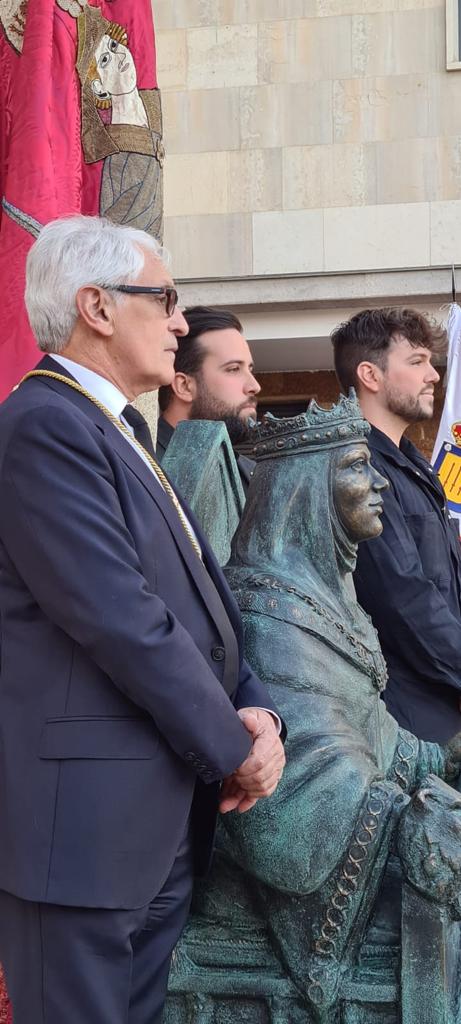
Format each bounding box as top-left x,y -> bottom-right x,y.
75,286 -> 114,338
356,360 -> 382,395
170,373 -> 196,405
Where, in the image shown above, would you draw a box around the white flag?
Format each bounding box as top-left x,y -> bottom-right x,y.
432,302 -> 461,532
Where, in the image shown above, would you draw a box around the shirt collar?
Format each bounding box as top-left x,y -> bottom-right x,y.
369,424 -> 429,470
52,355 -> 128,419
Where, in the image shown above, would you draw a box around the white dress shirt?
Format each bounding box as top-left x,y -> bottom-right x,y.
52,355 -> 161,477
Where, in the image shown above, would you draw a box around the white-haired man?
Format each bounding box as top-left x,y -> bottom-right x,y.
0,216 -> 284,1023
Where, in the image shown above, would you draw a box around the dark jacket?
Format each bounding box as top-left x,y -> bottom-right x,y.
354,425 -> 461,743
0,357 -> 277,910
156,415 -> 255,494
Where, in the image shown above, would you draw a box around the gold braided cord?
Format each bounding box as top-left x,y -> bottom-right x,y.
19,370 -> 202,560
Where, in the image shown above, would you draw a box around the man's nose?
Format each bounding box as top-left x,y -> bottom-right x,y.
427,363 -> 440,384
246,373 -> 261,395
170,308 -> 189,337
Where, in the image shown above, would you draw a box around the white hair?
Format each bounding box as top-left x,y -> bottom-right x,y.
24,215 -> 171,353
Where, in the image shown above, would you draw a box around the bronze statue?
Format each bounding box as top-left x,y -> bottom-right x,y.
165,397 -> 461,1024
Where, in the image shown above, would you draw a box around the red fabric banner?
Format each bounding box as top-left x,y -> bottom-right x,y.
0,1 -> 162,1015
0,965 -> 11,1024
0,0 -> 163,402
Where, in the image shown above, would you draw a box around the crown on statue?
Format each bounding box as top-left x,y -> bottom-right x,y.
247,390 -> 370,461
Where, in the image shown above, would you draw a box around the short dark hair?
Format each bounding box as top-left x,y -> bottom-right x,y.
158,306 -> 243,412
331,307 -> 446,393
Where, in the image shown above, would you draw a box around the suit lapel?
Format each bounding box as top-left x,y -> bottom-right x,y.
31,358 -> 239,695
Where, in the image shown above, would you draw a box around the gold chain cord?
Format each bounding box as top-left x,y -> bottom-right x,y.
19,370 -> 202,560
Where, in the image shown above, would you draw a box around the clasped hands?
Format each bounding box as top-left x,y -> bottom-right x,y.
219,708 -> 286,815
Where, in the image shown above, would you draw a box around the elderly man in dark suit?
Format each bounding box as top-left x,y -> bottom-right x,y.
0,216 -> 284,1024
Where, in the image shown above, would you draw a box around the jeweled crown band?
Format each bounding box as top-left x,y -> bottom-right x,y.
244,390 -> 370,462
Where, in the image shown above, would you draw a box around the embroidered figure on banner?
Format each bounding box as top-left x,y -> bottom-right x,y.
76,5 -> 164,240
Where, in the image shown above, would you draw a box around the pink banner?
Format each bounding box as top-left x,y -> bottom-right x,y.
0,0 -> 163,401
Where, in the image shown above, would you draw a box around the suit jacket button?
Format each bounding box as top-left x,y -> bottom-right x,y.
211,645 -> 225,662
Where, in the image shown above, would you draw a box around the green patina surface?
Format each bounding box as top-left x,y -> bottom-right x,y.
165,403 -> 461,1024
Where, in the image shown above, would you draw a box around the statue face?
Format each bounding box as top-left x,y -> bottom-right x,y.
333,443 -> 389,542
94,35 -> 137,97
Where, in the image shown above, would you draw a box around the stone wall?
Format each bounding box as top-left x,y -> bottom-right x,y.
154,0 -> 461,281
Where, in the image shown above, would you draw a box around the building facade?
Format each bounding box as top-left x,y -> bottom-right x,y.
154,0 -> 461,450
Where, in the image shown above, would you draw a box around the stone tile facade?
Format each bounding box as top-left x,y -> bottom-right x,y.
155,0 -> 461,280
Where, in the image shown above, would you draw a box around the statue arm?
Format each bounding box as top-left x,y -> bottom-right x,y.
388,727 -> 451,792
222,633 -> 408,896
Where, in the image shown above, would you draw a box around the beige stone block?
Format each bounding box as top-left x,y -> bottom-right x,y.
164,152 -> 228,217
352,9 -> 445,77
156,30 -> 187,90
217,0 -> 317,23
153,0 -> 218,31
228,149 -> 282,212
164,213 -> 253,277
240,81 -> 333,149
283,143 -> 377,209
317,0 -> 439,14
333,74 -> 429,145
324,203 -> 430,271
374,137 -> 461,205
427,73 -> 461,136
436,137 -> 461,200
252,210 -> 324,274
162,89 -> 241,154
375,136 -> 461,207
186,25 -> 257,89
430,201 -> 461,264
258,17 -> 353,84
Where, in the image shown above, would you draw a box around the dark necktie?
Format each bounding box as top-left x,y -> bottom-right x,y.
121,404 -> 156,458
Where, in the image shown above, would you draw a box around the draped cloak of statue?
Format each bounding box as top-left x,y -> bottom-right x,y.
187,399 -> 456,1018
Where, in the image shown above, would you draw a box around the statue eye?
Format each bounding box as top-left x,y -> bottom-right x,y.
109,39 -> 119,52
98,51 -> 111,68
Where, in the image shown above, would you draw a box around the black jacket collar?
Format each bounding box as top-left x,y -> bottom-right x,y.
369,424 -> 430,471
156,416 -> 174,459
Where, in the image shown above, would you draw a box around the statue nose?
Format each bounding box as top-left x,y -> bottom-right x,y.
374,469 -> 389,491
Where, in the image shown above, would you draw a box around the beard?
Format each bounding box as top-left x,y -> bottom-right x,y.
189,386 -> 256,445
383,382 -> 434,423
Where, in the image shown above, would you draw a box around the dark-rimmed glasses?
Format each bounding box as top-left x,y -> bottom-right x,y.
103,285 -> 178,317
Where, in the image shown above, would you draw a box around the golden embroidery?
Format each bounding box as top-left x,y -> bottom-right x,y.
0,0 -> 28,53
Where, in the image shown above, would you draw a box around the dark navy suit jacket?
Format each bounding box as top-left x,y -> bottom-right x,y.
355,425 -> 461,743
0,356 -> 277,909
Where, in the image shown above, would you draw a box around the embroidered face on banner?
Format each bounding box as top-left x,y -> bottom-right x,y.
93,32 -> 139,99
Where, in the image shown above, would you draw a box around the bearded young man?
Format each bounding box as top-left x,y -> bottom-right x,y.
332,307 -> 461,744
157,307 -> 260,490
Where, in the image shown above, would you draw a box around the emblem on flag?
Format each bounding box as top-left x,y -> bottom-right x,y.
433,442 -> 461,512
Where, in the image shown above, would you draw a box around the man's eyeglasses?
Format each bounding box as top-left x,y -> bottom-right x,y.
103,285 -> 178,317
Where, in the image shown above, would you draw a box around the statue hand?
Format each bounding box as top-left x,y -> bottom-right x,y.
397,775 -> 461,918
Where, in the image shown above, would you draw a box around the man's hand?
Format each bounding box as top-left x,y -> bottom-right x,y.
219,709 -> 285,815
